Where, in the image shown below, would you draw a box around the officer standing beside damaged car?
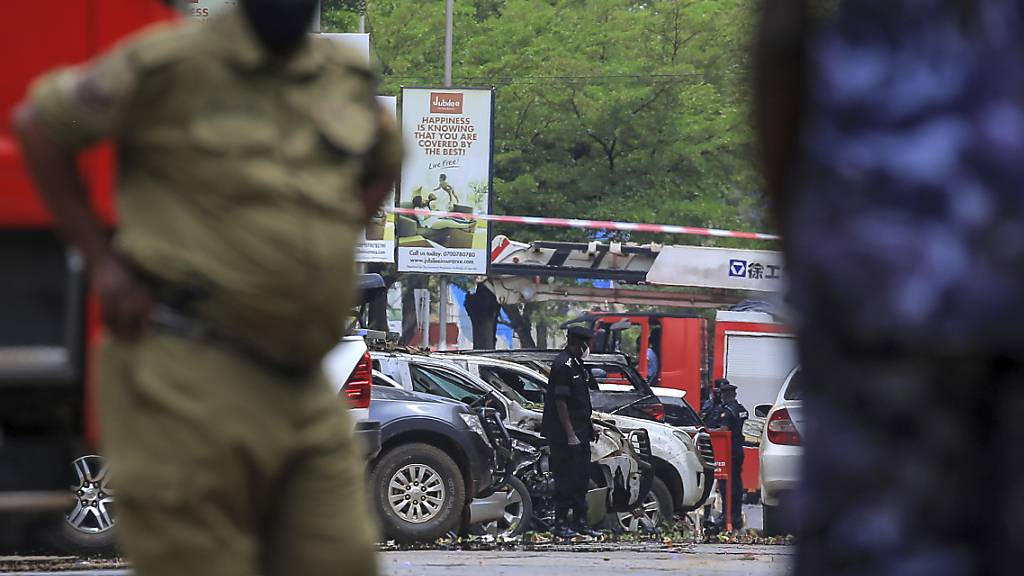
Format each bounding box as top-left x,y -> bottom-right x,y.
542,326 -> 604,539
12,1 -> 401,575
704,379 -> 748,530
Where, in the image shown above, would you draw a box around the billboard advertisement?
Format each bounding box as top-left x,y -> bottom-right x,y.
398,87 -> 494,274
355,95 -> 398,263
182,0 -> 237,20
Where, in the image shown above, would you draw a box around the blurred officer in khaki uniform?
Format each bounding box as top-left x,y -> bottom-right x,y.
12,1 -> 401,575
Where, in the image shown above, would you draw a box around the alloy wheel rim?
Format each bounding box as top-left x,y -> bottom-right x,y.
480,486 -> 525,536
388,464 -> 446,524
616,492 -> 661,533
66,455 -> 116,534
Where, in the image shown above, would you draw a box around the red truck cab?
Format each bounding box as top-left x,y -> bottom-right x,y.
587,313 -> 709,409
0,0 -> 174,549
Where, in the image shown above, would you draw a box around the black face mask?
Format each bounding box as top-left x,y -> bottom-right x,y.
241,0 -> 318,56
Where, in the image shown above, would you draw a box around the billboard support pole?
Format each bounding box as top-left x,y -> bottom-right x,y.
444,0 -> 453,87
437,0 -> 454,351
438,278 -> 448,350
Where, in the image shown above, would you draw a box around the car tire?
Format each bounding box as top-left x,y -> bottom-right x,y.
762,503 -> 787,536
370,443 -> 467,544
469,476 -> 533,538
39,516 -> 117,556
606,476 -> 673,533
38,455 -> 117,555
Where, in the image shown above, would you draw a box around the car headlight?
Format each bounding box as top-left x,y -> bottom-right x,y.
459,413 -> 491,446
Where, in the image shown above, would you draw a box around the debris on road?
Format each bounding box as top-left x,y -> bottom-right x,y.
0,555 -> 128,573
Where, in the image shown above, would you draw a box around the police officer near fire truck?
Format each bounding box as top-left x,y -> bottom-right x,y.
701,377 -> 727,420
12,1 -> 402,575
705,379 -> 748,530
542,325 -> 604,539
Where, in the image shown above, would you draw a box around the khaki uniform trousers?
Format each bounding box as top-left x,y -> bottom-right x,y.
99,332 -> 378,576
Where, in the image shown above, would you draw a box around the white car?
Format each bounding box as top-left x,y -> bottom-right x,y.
441,355 -> 711,525
758,366 -> 804,535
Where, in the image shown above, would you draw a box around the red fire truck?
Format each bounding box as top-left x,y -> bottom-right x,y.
581,309 -> 797,492
487,235 -> 796,494
0,0 -> 174,551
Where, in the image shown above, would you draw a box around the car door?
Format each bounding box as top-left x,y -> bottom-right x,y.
586,362 -> 664,422
660,396 -> 703,427
476,364 -> 547,405
407,364 -> 483,404
480,360 -> 663,422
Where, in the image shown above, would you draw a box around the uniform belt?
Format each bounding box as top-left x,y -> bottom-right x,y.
148,303 -> 315,380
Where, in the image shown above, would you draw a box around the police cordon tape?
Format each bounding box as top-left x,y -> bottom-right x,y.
387,207 -> 781,241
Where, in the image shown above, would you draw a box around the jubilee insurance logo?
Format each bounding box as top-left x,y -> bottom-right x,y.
429,92 -> 464,114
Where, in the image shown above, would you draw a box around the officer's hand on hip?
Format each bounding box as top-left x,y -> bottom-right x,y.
93,254 -> 153,341
567,433 -> 581,447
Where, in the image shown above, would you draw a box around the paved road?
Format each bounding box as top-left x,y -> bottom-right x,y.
0,544 -> 792,576
384,546 -> 792,576
0,505 -> 784,575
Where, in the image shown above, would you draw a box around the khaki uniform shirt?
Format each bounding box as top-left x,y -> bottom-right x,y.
29,9 -> 403,370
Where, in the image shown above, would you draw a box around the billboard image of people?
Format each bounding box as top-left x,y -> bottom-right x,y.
398,87 -> 494,274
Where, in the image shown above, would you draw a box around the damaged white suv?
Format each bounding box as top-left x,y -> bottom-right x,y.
444,354 -> 709,531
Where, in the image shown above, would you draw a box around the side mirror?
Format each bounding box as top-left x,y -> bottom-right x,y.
754,404 -> 772,418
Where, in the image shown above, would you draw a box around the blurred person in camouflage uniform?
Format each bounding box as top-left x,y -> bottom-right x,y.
756,1 -> 1024,574
12,1 -> 401,574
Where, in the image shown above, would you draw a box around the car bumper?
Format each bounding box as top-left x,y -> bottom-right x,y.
355,420 -> 382,460
586,486 -> 610,526
460,432 -> 497,497
696,469 -> 715,508
676,450 -> 706,509
467,490 -> 509,525
760,443 -> 802,506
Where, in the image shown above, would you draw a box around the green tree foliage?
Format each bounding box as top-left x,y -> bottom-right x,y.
321,0 -> 363,32
323,0 -> 766,246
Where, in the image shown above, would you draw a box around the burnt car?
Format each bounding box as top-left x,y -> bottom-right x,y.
458,350 -> 665,424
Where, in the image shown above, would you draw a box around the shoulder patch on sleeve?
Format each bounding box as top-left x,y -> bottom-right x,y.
74,50 -> 137,111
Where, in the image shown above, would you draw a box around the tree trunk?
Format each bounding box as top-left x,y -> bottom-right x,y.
464,284 -> 499,349
535,303 -> 549,349
401,275 -> 426,345
366,263 -> 391,332
502,303 -> 536,348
